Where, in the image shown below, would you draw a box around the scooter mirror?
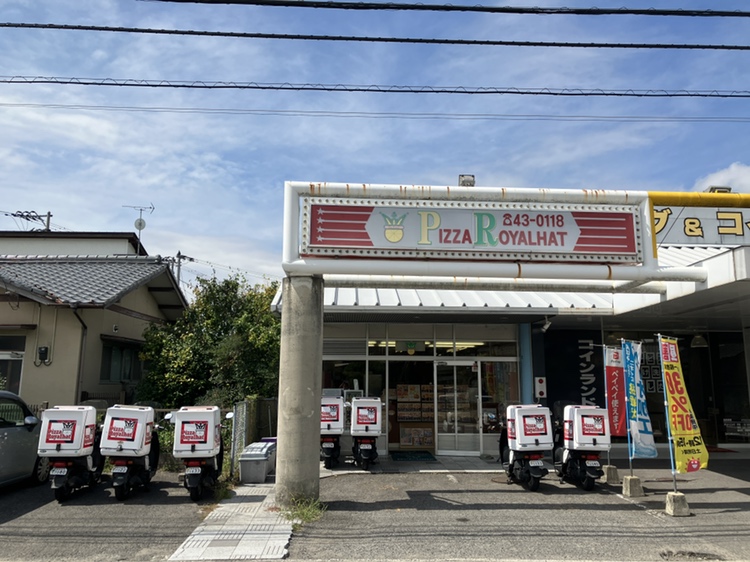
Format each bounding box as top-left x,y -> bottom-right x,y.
164,412 -> 174,423
225,412 -> 234,420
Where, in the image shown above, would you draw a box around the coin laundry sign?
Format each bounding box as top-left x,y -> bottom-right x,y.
302,199 -> 641,263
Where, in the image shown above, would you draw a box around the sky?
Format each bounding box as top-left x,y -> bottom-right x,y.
2,0 -> 750,293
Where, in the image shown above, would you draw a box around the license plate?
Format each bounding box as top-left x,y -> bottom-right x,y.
585,460 -> 601,467
185,467 -> 203,475
50,468 -> 68,476
112,466 -> 129,473
528,459 -> 544,467
359,444 -> 373,450
321,442 -> 335,448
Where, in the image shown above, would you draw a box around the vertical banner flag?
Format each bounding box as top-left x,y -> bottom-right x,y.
659,336 -> 709,473
604,346 -> 627,437
623,340 -> 658,458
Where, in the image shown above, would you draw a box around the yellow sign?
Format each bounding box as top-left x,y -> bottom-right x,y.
659,336 -> 709,473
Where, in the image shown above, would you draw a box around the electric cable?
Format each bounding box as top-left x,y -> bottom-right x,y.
3,22 -> 749,51
139,0 -> 750,18
3,76 -> 750,98
2,101 -> 750,124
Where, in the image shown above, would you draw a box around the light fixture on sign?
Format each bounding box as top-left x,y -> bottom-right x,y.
458,174 -> 475,187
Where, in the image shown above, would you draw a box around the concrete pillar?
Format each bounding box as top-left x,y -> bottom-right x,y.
275,276 -> 324,506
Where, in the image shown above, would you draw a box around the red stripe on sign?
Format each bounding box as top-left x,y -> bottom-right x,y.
310,205 -> 374,247
572,212 -> 636,253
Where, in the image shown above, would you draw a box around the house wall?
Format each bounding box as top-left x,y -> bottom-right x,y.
0,238 -> 136,256
11,304 -> 86,406
78,286 -> 166,400
4,284 -> 169,406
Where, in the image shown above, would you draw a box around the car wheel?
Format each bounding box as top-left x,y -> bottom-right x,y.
30,456 -> 50,486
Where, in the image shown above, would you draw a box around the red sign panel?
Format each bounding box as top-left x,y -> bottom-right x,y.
45,420 -> 77,444
180,420 -> 209,444
356,407 -> 378,425
522,414 -> 548,436
107,417 -> 138,442
303,201 -> 640,264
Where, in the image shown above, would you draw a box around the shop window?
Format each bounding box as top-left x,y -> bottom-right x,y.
100,342 -> 143,383
368,361 -> 386,399
322,360 -> 366,394
368,340 -> 387,356
392,340 -> 434,357
456,341 -> 517,357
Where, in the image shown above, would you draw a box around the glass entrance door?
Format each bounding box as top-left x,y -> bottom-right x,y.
435,361 -> 481,455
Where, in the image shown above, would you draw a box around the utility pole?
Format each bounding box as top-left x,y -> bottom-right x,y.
175,251 -> 194,286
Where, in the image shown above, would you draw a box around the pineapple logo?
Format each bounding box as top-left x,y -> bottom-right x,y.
380,211 -> 408,243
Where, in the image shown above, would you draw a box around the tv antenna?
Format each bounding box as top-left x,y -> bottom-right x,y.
123,203 -> 155,254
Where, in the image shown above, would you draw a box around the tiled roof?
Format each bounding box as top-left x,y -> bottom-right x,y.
0,255 -> 186,321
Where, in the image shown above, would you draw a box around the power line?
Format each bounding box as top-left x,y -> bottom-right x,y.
3,76 -> 750,98
3,100 -> 750,124
141,0 -> 750,18
3,22 -> 750,51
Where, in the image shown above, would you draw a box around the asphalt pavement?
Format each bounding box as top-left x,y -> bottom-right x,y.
171,444 -> 750,562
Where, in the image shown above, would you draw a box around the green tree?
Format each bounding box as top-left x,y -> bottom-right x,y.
136,276 -> 280,408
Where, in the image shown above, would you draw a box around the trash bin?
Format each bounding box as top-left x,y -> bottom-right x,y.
239,442 -> 277,483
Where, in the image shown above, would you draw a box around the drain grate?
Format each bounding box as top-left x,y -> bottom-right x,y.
660,550 -> 725,561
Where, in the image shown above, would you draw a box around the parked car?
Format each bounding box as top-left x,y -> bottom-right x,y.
0,391 -> 50,487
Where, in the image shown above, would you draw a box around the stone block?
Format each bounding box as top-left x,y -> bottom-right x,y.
665,491 -> 690,517
622,475 -> 644,497
601,465 -> 620,485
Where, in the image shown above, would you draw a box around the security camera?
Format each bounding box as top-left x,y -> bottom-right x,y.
113,325 -> 119,333
541,318 -> 552,333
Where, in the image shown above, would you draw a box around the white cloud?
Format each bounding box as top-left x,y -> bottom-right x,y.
692,163 -> 750,194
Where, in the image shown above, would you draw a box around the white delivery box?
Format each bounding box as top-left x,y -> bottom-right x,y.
563,405 -> 611,452
171,406 -> 222,458
350,397 -> 382,436
38,405 -> 98,458
99,405 -> 154,457
506,404 -> 553,450
321,396 -> 345,435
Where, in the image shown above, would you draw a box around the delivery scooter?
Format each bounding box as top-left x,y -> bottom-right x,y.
504,404 -> 553,492
320,396 -> 344,469
553,403 -> 611,491
100,404 -> 160,501
167,406 -> 232,501
350,397 -> 381,471
37,405 -> 105,502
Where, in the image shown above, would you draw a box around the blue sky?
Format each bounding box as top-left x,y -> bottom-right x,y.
1,0 -> 749,291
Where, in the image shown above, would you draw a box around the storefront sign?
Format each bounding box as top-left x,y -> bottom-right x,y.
655,207 -> 750,245
302,200 -> 641,263
659,336 -> 709,473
